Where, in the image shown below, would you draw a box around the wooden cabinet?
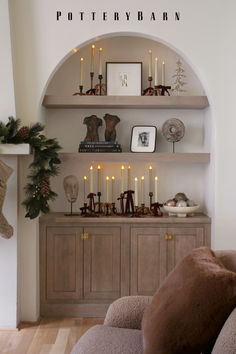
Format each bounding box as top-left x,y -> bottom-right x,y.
46,227 -> 83,300
130,227 -> 167,295
130,225 -> 207,295
40,214 -> 211,317
166,226 -> 205,273
83,227 -> 121,300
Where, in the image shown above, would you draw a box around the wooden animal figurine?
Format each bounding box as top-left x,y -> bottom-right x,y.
103,113 -> 120,142
83,115 -> 103,142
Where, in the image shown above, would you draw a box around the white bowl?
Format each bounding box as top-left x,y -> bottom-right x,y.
163,205 -> 200,217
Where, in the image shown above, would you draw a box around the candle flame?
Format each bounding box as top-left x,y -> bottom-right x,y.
162,61 -> 165,65
155,176 -> 158,181
149,165 -> 152,170
73,48 -> 78,53
80,57 -> 84,62
99,47 -> 103,52
112,176 -> 115,180
92,44 -> 95,49
97,165 -> 101,170
121,165 -> 125,170
148,50 -> 152,54
155,57 -> 158,61
128,165 -> 131,169
106,176 -> 109,181
141,176 -> 145,180
84,176 -> 87,180
135,177 -> 138,181
90,166 -> 93,170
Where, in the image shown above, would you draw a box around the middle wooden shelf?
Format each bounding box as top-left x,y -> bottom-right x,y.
59,152 -> 210,163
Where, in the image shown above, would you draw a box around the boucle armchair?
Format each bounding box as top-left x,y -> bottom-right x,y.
71,250 -> 236,354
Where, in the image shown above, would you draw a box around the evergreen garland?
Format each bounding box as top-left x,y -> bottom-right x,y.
0,117 -> 62,219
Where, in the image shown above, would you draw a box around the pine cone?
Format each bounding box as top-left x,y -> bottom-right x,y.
40,176 -> 50,198
17,126 -> 30,140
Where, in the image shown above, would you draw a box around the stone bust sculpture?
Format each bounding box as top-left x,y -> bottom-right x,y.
63,175 -> 79,203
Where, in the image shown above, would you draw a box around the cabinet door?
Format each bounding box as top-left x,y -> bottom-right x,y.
83,227 -> 121,300
46,227 -> 83,300
130,227 -> 167,295
167,226 -> 204,273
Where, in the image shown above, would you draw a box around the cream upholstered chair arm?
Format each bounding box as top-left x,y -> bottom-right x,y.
104,296 -> 152,330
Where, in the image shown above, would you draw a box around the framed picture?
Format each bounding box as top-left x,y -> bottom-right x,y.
130,125 -> 157,153
106,62 -> 142,96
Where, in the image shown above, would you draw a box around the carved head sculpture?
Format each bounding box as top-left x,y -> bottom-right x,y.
63,175 -> 79,203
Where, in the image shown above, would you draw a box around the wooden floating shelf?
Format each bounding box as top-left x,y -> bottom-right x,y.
59,152 -> 210,163
43,95 -> 209,109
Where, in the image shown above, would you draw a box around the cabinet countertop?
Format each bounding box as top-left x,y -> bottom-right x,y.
39,212 -> 211,224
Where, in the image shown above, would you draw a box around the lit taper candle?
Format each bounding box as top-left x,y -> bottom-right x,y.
80,57 -> 84,85
148,50 -> 152,77
134,177 -> 138,206
90,166 -> 94,193
141,176 -> 145,204
154,57 -> 158,86
97,165 -> 101,192
112,176 -> 115,203
98,47 -> 103,75
83,176 -> 87,203
155,176 -> 158,202
162,61 -> 165,86
91,44 -> 95,72
106,176 -> 109,203
121,165 -> 125,193
127,165 -> 131,190
149,166 -> 153,193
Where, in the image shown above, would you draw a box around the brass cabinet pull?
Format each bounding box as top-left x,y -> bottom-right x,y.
81,233 -> 89,240
165,233 -> 173,240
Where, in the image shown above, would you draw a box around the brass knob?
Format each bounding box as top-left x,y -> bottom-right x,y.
81,233 -> 89,240
168,233 -> 173,240
165,233 -> 173,240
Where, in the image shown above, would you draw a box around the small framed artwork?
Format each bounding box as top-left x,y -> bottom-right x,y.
106,62 -> 142,96
130,125 -> 157,153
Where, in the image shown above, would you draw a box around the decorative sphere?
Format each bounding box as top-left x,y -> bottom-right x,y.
175,192 -> 188,202
187,199 -> 196,206
176,200 -> 187,207
165,199 -> 176,206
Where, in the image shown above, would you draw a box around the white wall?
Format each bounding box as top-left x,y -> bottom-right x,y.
0,0 -> 18,328
8,0 -> 236,321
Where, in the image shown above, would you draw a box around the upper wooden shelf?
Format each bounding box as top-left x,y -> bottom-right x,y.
43,95 -> 209,109
59,152 -> 210,163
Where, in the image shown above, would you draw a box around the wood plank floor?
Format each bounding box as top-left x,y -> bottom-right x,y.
0,317 -> 104,354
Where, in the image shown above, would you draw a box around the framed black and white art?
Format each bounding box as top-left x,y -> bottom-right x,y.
130,125 -> 157,153
106,62 -> 142,96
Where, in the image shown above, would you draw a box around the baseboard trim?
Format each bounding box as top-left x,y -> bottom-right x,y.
18,316 -> 41,330
41,303 -> 109,317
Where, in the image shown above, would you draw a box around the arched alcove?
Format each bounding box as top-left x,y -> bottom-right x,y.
41,33 -> 214,228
